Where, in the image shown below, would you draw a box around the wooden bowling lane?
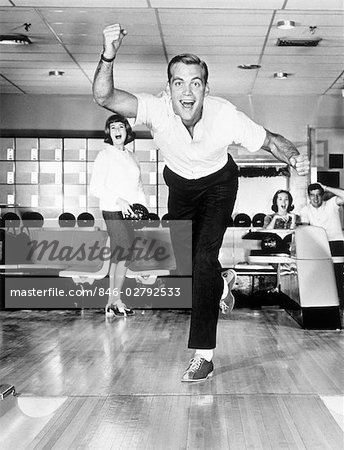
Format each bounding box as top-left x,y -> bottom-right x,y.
0,309 -> 343,397
0,309 -> 343,448
1,394 -> 341,449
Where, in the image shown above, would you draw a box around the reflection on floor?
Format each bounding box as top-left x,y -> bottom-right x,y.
0,308 -> 343,449
320,396 -> 344,432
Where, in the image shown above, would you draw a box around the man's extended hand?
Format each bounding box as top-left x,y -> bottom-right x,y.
102,23 -> 127,60
290,154 -> 309,176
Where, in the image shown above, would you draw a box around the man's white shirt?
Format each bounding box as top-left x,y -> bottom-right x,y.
135,92 -> 266,180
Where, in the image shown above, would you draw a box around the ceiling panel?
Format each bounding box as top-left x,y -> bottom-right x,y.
158,10 -> 274,25
59,33 -> 161,47
259,65 -> 342,76
0,8 -> 42,25
0,52 -> 74,62
164,36 -> 266,46
15,80 -> 91,89
161,25 -> 271,36
65,45 -> 164,57
1,68 -> 88,79
39,8 -> 157,26
0,3 -> 343,98
269,30 -> 344,44
165,46 -> 263,56
0,60 -> 82,69
252,79 -> 337,95
81,61 -> 166,71
165,55 -> 262,66
75,54 -> 165,64
0,43 -> 67,53
264,46 -> 344,57
262,54 -> 343,66
151,0 -> 285,8
285,0 -> 344,10
0,86 -> 22,94
13,0 -> 149,7
274,10 -> 344,27
23,87 -> 90,95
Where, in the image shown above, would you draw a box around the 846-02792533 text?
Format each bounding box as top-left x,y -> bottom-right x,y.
97,287 -> 181,297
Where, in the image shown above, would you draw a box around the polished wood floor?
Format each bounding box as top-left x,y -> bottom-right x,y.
0,308 -> 343,449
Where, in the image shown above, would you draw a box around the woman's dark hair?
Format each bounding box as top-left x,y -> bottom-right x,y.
271,189 -> 294,212
167,53 -> 209,84
104,114 -> 135,145
307,183 -> 324,196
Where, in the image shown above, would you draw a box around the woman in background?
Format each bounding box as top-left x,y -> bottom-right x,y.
90,114 -> 146,317
264,189 -> 298,230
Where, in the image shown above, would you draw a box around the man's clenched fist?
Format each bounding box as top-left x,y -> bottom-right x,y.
102,23 -> 127,60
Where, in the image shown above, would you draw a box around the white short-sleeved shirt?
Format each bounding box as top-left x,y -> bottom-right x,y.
300,196 -> 344,241
90,144 -> 146,212
135,92 -> 266,179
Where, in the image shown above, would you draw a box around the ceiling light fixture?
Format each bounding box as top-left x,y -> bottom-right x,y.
49,70 -> 64,77
274,72 -> 289,79
0,34 -> 32,45
238,64 -> 261,70
277,20 -> 296,30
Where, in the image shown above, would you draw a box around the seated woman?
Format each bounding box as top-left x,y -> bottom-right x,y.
90,114 -> 147,317
263,189 -> 298,230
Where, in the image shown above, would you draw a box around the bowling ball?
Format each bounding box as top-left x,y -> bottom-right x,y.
281,233 -> 293,253
147,212 -> 160,227
3,212 -> 21,228
161,213 -> 171,228
234,213 -> 251,227
22,211 -> 44,228
260,234 -> 283,253
124,203 -> 149,221
58,212 -> 76,228
77,212 -> 95,227
252,213 -> 266,228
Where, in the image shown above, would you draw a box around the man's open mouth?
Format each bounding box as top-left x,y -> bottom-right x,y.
180,100 -> 195,109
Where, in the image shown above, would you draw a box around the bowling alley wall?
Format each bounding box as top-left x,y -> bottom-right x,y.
0,93 -> 343,223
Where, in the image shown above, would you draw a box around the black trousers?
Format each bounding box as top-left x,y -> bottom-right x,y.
163,156 -> 238,349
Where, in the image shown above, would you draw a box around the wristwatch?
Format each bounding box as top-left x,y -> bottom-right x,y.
101,53 -> 115,63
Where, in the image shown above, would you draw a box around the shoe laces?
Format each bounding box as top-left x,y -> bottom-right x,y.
116,300 -> 126,309
188,355 -> 203,372
219,300 -> 229,313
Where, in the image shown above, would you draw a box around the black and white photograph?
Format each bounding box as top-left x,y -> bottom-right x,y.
0,1 -> 343,448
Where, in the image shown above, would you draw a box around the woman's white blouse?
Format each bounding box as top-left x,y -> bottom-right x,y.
90,144 -> 147,211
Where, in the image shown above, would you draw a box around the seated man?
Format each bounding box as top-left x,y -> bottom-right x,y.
300,182 -> 344,302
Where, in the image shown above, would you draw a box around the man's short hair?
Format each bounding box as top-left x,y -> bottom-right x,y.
167,54 -> 209,84
307,183 -> 324,196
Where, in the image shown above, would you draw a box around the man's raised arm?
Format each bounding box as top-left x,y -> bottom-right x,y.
261,129 -> 309,176
93,23 -> 138,118
319,184 -> 344,206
